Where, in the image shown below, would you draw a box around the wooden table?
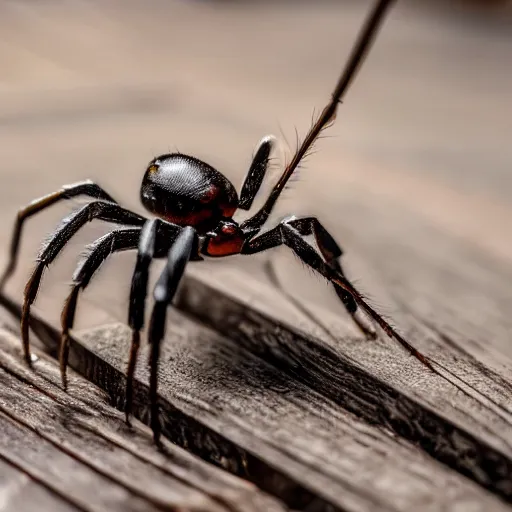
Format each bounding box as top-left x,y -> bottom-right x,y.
0,1 -> 511,510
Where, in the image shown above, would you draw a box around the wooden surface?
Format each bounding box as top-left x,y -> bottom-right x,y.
0,303 -> 287,512
0,1 -> 511,511
0,291 -> 509,512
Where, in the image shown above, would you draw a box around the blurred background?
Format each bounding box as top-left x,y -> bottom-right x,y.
0,0 -> 511,342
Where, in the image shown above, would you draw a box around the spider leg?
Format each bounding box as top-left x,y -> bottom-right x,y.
238,135 -> 275,211
60,228 -> 142,388
242,221 -> 434,372
263,216 -> 376,339
21,201 -> 145,363
59,220 -> 185,388
59,219 -> 191,429
241,0 -> 394,230
147,226 -> 197,443
0,181 -> 117,291
125,219 -> 159,425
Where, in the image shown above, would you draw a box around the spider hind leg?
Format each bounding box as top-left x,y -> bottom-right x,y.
245,216 -> 376,340
243,217 -> 433,372
292,217 -> 376,340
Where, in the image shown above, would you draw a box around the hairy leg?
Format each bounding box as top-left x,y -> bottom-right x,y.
0,180 -> 117,290
243,221 -> 433,371
20,201 -> 145,363
285,217 -> 376,338
59,228 -> 142,388
241,1 -> 395,230
59,219 -> 185,389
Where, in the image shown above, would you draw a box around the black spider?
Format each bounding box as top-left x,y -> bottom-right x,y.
0,0 -> 434,442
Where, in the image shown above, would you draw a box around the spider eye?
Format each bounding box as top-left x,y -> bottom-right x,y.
147,164 -> 159,174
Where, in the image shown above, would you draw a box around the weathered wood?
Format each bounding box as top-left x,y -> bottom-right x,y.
0,320 -> 288,512
2,292 -> 507,512
0,458 -> 74,512
0,411 -> 156,512
175,264 -> 512,501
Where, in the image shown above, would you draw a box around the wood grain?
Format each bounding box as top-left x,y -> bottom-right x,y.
176,264 -> 512,496
0,458 -> 75,512
1,291 -> 507,512
0,314 -> 288,512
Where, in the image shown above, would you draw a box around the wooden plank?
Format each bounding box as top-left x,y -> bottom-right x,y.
1,294 -> 507,512
174,262 -> 512,502
0,458 -> 74,512
0,319 -> 288,512
0,411 -> 155,512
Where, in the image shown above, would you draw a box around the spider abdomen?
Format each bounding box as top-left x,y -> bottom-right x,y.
140,154 -> 239,232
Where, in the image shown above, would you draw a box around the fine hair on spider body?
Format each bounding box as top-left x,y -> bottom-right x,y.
0,0 -> 437,443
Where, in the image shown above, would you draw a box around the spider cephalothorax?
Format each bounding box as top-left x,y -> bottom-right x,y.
0,0 -> 435,442
140,154 -> 239,232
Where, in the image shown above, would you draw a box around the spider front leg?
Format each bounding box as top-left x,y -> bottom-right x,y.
20,201 -> 145,363
238,135 -> 276,211
59,219 -> 194,434
125,218 -> 159,425
147,226 -> 197,442
242,219 -> 434,372
0,180 -> 117,291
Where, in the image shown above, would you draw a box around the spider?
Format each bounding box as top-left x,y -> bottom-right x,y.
0,0 -> 434,442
